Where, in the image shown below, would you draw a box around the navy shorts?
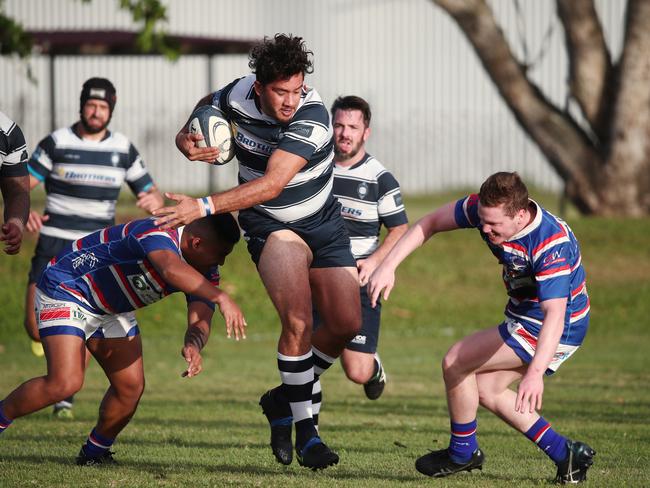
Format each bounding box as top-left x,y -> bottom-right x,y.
314,284 -> 381,354
28,234 -> 73,284
238,196 -> 356,269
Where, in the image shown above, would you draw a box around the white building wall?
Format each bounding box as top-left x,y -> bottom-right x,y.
0,0 -> 627,194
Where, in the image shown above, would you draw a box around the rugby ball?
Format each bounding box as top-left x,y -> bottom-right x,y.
187,105 -> 235,165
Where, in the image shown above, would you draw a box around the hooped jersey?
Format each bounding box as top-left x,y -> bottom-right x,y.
28,125 -> 155,240
37,217 -> 219,315
455,195 -> 589,345
213,75 -> 334,223
0,111 -> 28,177
333,154 -> 408,259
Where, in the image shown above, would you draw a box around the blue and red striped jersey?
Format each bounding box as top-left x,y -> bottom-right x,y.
37,217 -> 219,315
455,195 -> 589,345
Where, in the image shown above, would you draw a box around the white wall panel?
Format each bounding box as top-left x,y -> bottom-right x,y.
1,0 -> 628,194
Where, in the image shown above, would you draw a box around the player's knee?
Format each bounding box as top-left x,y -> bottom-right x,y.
343,363 -> 370,384
46,374 -> 83,401
441,347 -> 464,382
116,377 -> 145,403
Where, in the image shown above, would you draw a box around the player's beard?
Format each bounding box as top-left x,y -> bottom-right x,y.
80,113 -> 110,134
334,137 -> 363,162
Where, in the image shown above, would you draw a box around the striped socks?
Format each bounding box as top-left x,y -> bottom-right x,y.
449,419 -> 478,463
311,346 -> 336,429
0,402 -> 13,434
278,351 -> 316,449
525,417 -> 568,464
81,427 -> 115,458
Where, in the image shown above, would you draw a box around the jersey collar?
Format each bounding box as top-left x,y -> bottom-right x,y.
506,199 -> 542,241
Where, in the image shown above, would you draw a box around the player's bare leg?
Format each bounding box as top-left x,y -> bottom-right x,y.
0,335 -> 86,421
75,336 -> 145,465
23,283 -> 40,342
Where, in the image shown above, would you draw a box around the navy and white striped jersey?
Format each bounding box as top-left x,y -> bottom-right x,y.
37,217 -> 219,315
455,194 -> 590,345
213,75 -> 334,223
0,111 -> 28,177
28,125 -> 155,240
333,154 -> 408,259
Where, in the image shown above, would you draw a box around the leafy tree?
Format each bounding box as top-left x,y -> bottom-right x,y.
433,0 -> 650,216
0,0 -> 178,60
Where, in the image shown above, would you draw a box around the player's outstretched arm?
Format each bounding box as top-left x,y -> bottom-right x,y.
515,297 -> 567,414
154,149 -> 307,229
367,201 -> 459,307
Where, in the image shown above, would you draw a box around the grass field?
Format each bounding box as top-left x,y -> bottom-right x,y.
0,193 -> 649,487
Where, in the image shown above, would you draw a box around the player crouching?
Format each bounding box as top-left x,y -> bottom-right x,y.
0,214 -> 246,465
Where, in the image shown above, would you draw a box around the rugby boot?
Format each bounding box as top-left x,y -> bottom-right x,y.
415,448 -> 484,478
75,448 -> 117,466
554,440 -> 595,484
363,355 -> 387,400
259,387 -> 293,465
296,436 -> 339,471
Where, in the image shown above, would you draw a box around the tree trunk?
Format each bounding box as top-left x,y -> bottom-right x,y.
432,0 -> 650,216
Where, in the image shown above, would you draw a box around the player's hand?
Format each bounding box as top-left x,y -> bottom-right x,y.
181,344 -> 203,378
26,211 -> 48,233
0,218 -> 25,254
515,370 -> 544,414
367,264 -> 396,308
216,294 -> 247,341
153,193 -> 201,229
137,188 -> 164,214
357,256 -> 379,286
176,132 -> 221,163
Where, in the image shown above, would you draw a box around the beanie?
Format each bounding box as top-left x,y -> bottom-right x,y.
80,77 -> 116,113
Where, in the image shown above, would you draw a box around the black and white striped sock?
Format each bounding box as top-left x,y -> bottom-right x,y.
278,350 -> 317,449
311,346 -> 336,429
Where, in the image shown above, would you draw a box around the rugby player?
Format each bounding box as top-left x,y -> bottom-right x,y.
368,172 -> 595,483
24,78 -> 164,418
0,111 -> 30,255
311,95 -> 408,418
155,34 -> 362,470
0,214 -> 246,465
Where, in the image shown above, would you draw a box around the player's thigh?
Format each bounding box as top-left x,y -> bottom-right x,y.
310,265 -> 360,334
476,366 -> 527,398
444,326 -> 525,374
258,229 -> 313,321
42,334 -> 87,384
87,335 -> 144,391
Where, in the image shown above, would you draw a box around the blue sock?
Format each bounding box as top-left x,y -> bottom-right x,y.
449,419 -> 478,463
525,417 -> 568,464
0,402 -> 13,434
82,428 -> 115,458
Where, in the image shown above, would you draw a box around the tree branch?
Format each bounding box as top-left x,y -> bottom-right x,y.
432,0 -> 603,213
556,0 -> 612,143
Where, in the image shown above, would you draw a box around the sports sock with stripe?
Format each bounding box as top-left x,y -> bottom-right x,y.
311,346 -> 335,429
448,419 -> 478,463
81,427 -> 114,458
0,402 -> 13,434
278,351 -> 317,450
524,417 -> 568,464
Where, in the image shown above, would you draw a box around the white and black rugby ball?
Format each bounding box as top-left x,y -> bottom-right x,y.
187,105 -> 235,165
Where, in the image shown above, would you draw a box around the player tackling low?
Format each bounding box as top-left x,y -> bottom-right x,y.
0,214 -> 246,465
368,172 -> 595,483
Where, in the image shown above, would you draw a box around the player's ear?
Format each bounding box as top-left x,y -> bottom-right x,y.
253,80 -> 262,97
363,126 -> 371,142
191,236 -> 202,250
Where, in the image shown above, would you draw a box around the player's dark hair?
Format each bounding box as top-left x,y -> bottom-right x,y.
249,33 -> 313,85
331,96 -> 372,127
207,213 -> 241,245
479,172 -> 529,217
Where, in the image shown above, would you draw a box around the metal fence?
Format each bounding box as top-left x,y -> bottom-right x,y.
0,0 -> 626,195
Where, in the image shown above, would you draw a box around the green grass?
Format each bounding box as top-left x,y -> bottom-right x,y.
0,194 -> 649,487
